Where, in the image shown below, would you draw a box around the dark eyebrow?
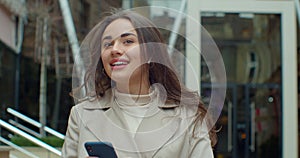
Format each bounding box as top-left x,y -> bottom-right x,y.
102,36 -> 112,41
102,32 -> 136,42
120,32 -> 136,38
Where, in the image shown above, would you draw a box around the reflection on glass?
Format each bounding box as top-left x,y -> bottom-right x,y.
201,13 -> 282,158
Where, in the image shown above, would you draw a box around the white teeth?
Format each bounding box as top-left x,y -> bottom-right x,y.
112,61 -> 128,66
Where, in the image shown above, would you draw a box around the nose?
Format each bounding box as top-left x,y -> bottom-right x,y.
111,41 -> 124,56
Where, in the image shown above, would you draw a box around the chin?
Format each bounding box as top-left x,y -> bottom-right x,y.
111,74 -> 131,83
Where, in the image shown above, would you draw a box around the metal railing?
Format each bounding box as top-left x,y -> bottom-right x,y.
7,108 -> 65,140
0,119 -> 62,156
0,108 -> 65,157
8,119 -> 41,138
0,136 -> 39,158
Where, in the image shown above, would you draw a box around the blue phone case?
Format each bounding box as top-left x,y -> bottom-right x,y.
84,142 -> 118,158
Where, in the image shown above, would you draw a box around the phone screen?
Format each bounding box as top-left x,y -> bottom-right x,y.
84,142 -> 118,158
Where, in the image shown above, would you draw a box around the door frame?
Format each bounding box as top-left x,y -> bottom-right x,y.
185,0 -> 297,158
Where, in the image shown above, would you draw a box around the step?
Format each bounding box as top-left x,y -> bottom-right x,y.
10,147 -> 61,158
0,146 -> 13,158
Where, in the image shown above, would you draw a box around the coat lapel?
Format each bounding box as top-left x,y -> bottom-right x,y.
133,105 -> 181,153
80,87 -> 182,155
83,107 -> 145,152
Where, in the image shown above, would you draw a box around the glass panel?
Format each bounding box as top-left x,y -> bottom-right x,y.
200,13 -> 282,158
148,5 -> 187,80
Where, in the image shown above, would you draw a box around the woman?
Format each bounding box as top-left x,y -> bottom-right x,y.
62,9 -> 217,158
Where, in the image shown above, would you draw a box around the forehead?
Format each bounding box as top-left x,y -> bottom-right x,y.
102,18 -> 137,40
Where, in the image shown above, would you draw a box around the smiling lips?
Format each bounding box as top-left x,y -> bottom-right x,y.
110,59 -> 129,70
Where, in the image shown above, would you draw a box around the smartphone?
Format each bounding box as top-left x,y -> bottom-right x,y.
84,142 -> 118,158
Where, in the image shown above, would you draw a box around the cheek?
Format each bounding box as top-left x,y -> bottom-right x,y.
128,48 -> 143,63
100,51 -> 109,65
100,53 -> 110,72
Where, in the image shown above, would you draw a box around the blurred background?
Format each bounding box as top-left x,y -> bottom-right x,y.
0,0 -> 298,158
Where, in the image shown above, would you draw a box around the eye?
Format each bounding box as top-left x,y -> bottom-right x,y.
103,42 -> 113,48
124,39 -> 134,44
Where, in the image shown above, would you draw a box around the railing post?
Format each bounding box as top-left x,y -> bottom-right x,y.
0,146 -> 13,158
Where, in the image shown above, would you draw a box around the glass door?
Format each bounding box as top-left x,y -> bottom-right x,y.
200,13 -> 282,158
185,1 -> 297,158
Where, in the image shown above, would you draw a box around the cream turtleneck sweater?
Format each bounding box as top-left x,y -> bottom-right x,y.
114,88 -> 156,133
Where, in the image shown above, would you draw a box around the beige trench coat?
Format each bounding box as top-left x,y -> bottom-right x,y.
61,90 -> 214,158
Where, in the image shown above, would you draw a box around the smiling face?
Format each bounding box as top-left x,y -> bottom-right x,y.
101,18 -> 149,94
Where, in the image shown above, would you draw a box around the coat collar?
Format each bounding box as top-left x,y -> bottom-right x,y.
81,95 -> 182,154
81,89 -> 113,110
81,85 -> 180,110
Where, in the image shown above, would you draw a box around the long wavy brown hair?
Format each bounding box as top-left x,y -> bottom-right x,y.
80,9 -> 217,147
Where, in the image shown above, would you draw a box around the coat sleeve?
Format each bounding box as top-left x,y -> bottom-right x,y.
62,106 -> 80,158
189,119 -> 214,158
189,133 -> 214,158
